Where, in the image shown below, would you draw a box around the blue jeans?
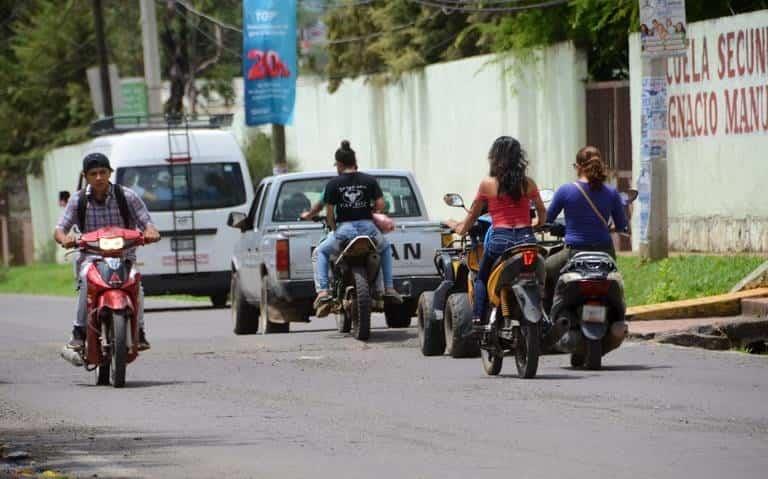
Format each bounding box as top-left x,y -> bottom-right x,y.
474,227 -> 536,320
313,220 -> 393,292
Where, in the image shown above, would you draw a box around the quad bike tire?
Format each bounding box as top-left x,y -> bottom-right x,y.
417,292 -> 445,356
444,293 -> 480,358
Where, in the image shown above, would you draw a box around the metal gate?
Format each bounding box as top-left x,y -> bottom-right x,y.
585,81 -> 633,250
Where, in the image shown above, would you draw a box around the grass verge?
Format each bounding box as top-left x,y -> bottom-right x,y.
0,263 -> 208,302
0,256 -> 765,307
617,255 -> 765,307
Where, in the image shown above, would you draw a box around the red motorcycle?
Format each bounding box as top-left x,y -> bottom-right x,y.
60,227 -> 145,388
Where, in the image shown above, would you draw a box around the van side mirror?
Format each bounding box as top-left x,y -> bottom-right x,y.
59,191 -> 71,207
227,211 -> 248,231
443,193 -> 465,209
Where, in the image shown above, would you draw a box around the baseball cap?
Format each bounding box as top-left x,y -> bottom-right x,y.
82,153 -> 112,173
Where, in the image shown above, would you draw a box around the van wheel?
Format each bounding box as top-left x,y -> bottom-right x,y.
232,271 -> 259,335
417,292 -> 445,356
260,281 -> 289,334
210,292 -> 227,308
444,293 -> 480,358
384,301 -> 412,328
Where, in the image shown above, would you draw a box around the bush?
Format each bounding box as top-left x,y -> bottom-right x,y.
243,130 -> 299,187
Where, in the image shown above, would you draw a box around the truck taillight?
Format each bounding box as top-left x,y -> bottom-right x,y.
276,239 -> 290,279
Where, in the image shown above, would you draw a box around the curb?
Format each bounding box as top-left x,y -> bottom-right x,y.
631,317 -> 768,351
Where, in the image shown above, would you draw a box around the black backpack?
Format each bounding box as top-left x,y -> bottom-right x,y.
77,183 -> 132,232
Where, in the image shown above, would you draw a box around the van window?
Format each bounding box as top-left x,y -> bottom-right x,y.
271,175 -> 421,223
117,163 -> 246,211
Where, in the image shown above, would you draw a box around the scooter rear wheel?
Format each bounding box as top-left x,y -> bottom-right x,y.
585,338 -> 602,370
514,323 -> 540,379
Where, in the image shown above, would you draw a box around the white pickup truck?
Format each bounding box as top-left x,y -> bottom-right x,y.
227,169 -> 449,334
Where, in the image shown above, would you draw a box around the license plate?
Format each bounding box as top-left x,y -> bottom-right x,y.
171,237 -> 195,252
582,304 -> 606,323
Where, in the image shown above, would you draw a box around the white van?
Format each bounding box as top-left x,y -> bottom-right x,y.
79,116 -> 255,306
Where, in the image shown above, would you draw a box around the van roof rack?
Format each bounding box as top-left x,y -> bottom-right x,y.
89,114 -> 234,137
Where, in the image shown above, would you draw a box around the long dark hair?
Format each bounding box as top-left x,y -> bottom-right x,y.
488,136 -> 528,201
576,145 -> 607,190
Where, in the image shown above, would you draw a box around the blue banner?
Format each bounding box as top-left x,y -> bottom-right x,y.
243,0 -> 297,126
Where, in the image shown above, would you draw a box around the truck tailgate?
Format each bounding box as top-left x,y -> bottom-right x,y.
386,220 -> 444,277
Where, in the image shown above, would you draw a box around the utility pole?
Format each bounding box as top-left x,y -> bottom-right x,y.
639,57 -> 669,261
139,0 -> 163,116
271,124 -> 288,174
92,0 -> 113,117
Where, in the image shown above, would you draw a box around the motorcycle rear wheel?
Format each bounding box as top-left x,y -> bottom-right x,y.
514,323 -> 540,379
350,267 -> 371,341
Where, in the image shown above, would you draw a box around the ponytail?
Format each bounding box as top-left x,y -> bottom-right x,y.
576,146 -> 607,191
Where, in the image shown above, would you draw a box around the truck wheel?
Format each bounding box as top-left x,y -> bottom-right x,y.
210,292 -> 227,308
336,310 -> 352,333
350,267 -> 371,341
260,281 -> 289,334
444,293 -> 480,358
417,292 -> 445,356
231,271 -> 259,335
384,301 -> 412,328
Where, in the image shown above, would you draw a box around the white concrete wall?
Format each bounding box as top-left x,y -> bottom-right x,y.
630,10 -> 768,252
28,41 -> 588,259
286,42 -> 587,222
27,144 -> 87,262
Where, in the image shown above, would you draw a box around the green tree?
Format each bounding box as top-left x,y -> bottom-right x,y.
322,0 -> 768,90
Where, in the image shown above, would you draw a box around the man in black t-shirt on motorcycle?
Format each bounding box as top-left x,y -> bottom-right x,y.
301,140 -> 402,316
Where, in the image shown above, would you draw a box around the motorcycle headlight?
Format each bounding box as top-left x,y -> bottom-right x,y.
98,237 -> 124,251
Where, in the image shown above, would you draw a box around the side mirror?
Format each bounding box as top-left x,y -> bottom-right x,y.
621,189 -> 639,205
227,211 -> 248,231
59,191 -> 71,207
443,193 -> 465,209
539,188 -> 555,203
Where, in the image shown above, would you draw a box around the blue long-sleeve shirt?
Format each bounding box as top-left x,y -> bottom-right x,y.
546,181 -> 628,248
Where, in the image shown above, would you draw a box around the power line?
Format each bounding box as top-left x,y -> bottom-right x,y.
407,0 -> 570,13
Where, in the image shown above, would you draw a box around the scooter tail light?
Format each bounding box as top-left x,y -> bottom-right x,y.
276,239 -> 290,279
522,249 -> 537,267
578,280 -> 611,297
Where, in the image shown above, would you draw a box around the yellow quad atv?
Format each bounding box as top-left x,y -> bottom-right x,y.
416,215 -> 486,358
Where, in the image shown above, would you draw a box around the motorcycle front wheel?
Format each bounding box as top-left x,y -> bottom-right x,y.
481,347 -> 503,376
111,313 -> 128,388
514,323 -> 540,379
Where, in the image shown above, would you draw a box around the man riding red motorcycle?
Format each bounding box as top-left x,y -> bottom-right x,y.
54,153 -> 160,351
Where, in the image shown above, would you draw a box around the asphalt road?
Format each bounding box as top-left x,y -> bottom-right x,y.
1,294 -> 767,478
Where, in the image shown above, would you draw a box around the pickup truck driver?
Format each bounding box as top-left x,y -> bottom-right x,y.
301,140 -> 402,317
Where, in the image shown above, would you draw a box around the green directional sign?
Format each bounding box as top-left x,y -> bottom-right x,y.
118,78 -> 148,117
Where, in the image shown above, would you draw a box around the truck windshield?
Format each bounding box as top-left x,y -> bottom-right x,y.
116,163 -> 246,211
272,175 -> 422,223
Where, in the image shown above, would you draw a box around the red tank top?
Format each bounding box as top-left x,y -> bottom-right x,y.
476,186 -> 538,229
